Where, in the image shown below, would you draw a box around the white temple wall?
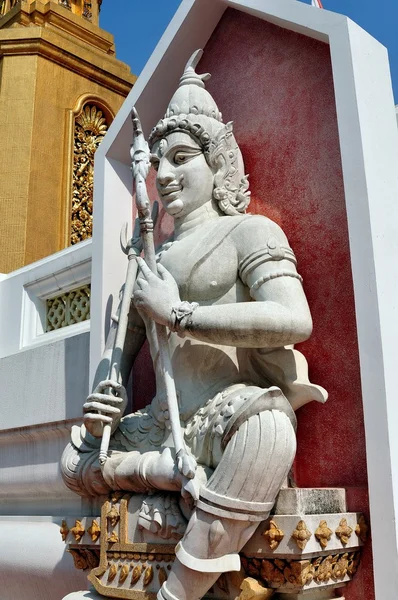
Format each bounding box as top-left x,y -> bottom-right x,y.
0,242 -> 92,597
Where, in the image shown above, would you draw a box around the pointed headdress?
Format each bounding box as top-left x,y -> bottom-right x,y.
149,50 -> 250,216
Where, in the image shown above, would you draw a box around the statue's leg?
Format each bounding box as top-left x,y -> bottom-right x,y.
159,407 -> 296,600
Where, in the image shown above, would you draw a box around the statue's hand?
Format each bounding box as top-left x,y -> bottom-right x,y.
176,448 -> 197,480
83,380 -> 128,438
134,258 -> 181,326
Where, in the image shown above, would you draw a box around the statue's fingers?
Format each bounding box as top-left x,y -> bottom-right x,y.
136,257 -> 156,280
83,401 -> 120,414
84,413 -> 113,424
87,393 -> 125,405
157,263 -> 172,282
135,273 -> 149,288
96,380 -> 127,397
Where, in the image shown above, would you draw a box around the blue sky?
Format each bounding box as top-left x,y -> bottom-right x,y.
100,0 -> 398,102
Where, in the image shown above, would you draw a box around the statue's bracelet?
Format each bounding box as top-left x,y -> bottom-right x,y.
170,301 -> 199,335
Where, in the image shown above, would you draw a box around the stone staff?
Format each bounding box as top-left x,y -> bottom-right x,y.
99,108 -> 198,491
98,228 -> 140,465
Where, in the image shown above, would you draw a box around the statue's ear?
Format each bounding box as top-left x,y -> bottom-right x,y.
209,122 -> 251,216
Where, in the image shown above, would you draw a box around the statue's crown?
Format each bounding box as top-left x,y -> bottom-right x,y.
164,49 -> 223,123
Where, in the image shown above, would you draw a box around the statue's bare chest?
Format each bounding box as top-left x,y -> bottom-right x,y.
157,231 -> 241,302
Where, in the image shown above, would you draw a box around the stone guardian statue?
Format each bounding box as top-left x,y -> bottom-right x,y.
62,50 -> 327,600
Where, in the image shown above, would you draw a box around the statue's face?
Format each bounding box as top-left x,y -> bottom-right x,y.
151,131 -> 214,217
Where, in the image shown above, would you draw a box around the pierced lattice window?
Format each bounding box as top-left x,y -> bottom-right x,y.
71,104 -> 109,245
46,285 -> 91,332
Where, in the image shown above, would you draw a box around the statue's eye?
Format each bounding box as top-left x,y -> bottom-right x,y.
174,152 -> 189,165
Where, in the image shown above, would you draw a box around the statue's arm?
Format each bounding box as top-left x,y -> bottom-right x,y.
184,216 -> 312,348
185,276 -> 311,348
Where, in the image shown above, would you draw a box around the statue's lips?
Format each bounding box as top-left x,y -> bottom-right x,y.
160,186 -> 182,202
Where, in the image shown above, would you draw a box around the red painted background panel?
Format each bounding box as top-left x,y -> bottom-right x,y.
132,8 -> 374,598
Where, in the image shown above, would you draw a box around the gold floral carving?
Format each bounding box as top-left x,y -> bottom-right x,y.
347,551 -> 361,576
60,519 -> 69,542
260,560 -> 286,585
315,520 -> 333,549
67,548 -> 100,571
88,519 -> 101,543
131,564 -> 142,585
143,565 -> 154,586
333,553 -> 349,578
107,505 -> 120,528
71,104 -> 109,245
68,548 -> 88,571
263,520 -> 284,550
242,551 -> 361,589
119,564 -> 130,585
158,566 -> 168,587
355,515 -> 369,543
292,520 -> 312,550
84,549 -> 100,570
107,563 -> 118,583
284,560 -> 315,586
71,519 -> 85,542
336,518 -> 353,545
313,555 -> 334,583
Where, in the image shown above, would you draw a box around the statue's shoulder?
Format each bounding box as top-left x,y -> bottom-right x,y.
230,214 -> 290,254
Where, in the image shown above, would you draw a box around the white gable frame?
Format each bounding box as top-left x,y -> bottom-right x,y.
92,1 -> 398,596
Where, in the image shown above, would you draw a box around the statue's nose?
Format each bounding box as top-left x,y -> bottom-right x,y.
156,156 -> 177,187
157,170 -> 176,187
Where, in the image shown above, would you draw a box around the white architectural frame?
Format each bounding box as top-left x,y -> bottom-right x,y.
0,239 -> 92,358
92,1 -> 398,597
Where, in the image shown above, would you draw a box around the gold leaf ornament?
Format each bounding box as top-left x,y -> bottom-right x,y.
107,530 -> 119,544
263,520 -> 284,550
119,564 -> 130,585
107,563 -> 117,583
292,520 -> 312,550
315,520 -> 333,549
260,559 -> 286,585
131,564 -> 142,586
143,565 -> 154,586
60,519 -> 69,542
333,553 -> 349,579
314,555 -> 334,583
71,519 -> 85,542
107,506 -> 120,528
68,548 -> 88,570
355,515 -> 369,542
284,560 -> 315,586
87,519 -> 101,543
336,518 -> 353,545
